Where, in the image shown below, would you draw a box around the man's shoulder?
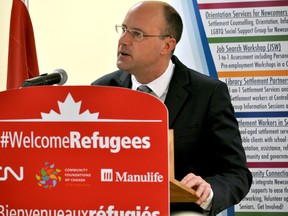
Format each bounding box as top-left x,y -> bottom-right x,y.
172,55 -> 223,86
188,68 -> 221,85
91,70 -> 129,86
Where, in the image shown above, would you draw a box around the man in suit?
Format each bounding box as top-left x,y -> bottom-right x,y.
92,1 -> 252,215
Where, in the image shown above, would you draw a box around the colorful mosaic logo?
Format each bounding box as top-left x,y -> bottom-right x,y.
36,162 -> 61,189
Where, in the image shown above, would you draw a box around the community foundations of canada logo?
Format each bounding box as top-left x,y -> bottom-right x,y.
35,162 -> 62,189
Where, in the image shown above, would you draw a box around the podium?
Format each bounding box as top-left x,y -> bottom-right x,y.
0,86 -> 169,216
0,86 -> 197,214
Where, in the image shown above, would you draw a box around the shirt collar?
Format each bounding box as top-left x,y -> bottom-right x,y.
132,60 -> 174,99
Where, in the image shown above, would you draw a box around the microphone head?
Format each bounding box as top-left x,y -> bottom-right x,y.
53,69 -> 68,85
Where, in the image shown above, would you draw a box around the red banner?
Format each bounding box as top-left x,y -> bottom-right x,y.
0,86 -> 169,215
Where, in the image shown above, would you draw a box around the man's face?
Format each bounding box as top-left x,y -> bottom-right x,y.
116,3 -> 167,77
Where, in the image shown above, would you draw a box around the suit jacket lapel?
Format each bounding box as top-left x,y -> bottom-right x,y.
164,56 -> 190,127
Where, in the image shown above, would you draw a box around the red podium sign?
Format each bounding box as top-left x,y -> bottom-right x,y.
0,86 -> 169,215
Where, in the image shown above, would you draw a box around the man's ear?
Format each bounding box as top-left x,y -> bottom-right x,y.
161,37 -> 177,55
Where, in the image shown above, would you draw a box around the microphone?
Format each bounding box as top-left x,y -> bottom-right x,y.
21,69 -> 68,87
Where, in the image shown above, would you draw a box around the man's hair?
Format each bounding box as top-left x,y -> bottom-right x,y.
162,3 -> 183,43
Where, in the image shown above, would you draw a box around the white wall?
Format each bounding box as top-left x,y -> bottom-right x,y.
0,0 -> 167,91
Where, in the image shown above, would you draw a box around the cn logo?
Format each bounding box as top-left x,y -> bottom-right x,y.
0,166 -> 24,181
101,169 -> 113,182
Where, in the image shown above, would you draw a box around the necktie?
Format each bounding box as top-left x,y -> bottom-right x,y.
137,85 -> 157,97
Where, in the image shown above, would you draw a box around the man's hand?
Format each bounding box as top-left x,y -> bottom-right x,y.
180,173 -> 211,206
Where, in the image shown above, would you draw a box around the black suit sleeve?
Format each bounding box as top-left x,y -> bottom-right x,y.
171,78 -> 252,215
204,82 -> 252,215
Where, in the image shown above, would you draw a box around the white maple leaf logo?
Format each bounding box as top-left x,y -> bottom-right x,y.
41,93 -> 99,121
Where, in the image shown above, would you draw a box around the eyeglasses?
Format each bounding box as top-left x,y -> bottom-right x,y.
115,25 -> 171,41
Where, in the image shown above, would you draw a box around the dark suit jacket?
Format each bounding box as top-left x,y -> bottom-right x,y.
91,56 -> 252,215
